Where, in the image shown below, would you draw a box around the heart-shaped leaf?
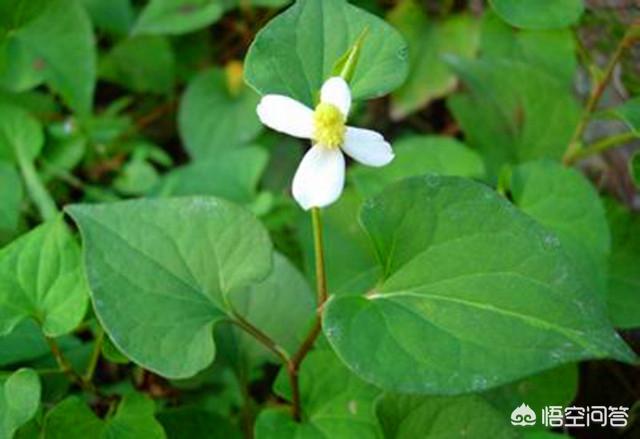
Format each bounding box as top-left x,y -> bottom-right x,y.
154,147 -> 269,205
67,197 -> 273,378
350,135 -> 485,198
133,0 -> 226,35
489,0 -> 584,30
447,58 -> 580,178
244,0 -> 408,106
0,0 -> 96,115
0,215 -> 88,337
480,11 -> 576,87
178,67 -> 262,159
0,368 -> 40,439
324,176 -> 635,394
43,393 -> 165,439
388,1 -> 479,119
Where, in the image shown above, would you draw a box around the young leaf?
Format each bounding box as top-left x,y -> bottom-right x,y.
489,0 -> 584,30
0,215 -> 88,337
178,67 -> 262,159
605,199 -> 640,329
255,350 -> 383,438
43,393 -> 165,439
349,135 -> 485,198
508,160 -> 610,296
66,197 -> 273,379
244,0 -> 408,107
133,0 -> 226,35
447,58 -> 580,179
389,0 -> 479,119
324,176 -> 635,394
0,0 -> 96,115
0,368 -> 40,439
376,393 -> 514,438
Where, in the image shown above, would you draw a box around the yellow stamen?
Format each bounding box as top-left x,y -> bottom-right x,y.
313,102 -> 345,148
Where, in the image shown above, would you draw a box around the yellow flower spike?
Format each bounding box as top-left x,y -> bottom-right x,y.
313,102 -> 346,148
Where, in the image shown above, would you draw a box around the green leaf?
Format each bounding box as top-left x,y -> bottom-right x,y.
178,67 -> 262,159
508,160 -> 610,296
219,252 -> 315,370
66,197 -> 273,379
0,368 -> 40,439
157,408 -> 242,439
133,0 -> 226,35
0,215 -> 88,337
376,393 -> 516,439
0,102 -> 43,163
0,320 -> 49,367
255,350 -> 383,439
489,0 -> 584,30
350,135 -> 485,198
388,1 -> 479,119
81,0 -> 135,36
99,36 -> 175,94
480,11 -> 576,87
0,162 -> 23,241
297,189 -> 380,296
605,199 -> 640,328
324,176 -> 634,394
113,158 -> 159,196
43,393 -> 166,439
0,0 -> 96,115
607,97 -> 640,135
483,364 -> 578,427
244,0 -> 408,107
154,147 -> 268,205
447,58 -> 580,179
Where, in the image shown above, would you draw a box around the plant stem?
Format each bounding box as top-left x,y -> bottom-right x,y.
84,327 -> 105,382
288,207 -> 330,421
310,207 -> 328,304
563,24 -> 639,164
228,208 -> 330,423
565,131 -> 638,164
46,336 -> 102,397
229,311 -> 291,366
17,153 -> 58,221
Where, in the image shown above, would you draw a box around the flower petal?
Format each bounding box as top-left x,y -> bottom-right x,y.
342,127 -> 394,167
320,77 -> 351,117
292,145 -> 345,210
256,95 -> 314,138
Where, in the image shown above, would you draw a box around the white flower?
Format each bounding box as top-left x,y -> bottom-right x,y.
256,77 -> 394,210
